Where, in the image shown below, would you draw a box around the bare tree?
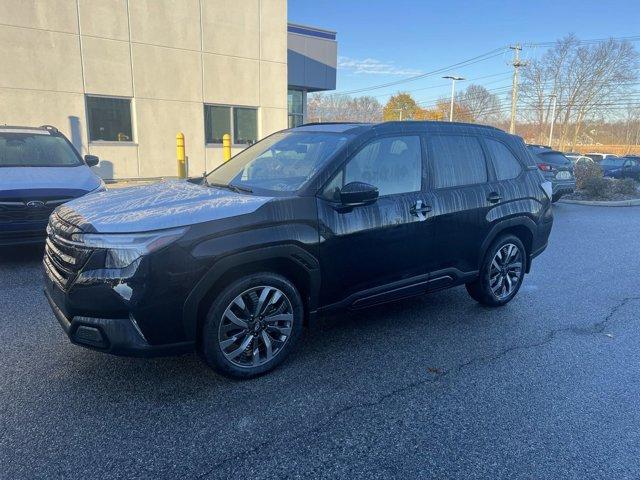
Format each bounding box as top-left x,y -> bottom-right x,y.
307,93 -> 382,123
521,35 -> 639,149
455,84 -> 503,125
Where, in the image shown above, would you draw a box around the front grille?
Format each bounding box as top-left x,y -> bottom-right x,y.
0,197 -> 71,223
44,213 -> 92,289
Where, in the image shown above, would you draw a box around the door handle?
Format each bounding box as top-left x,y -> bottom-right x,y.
410,200 -> 432,218
487,192 -> 502,204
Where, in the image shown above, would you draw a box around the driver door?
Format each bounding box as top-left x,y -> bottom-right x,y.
316,134 -> 433,308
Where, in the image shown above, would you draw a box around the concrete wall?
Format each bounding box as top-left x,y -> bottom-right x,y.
0,0 -> 288,179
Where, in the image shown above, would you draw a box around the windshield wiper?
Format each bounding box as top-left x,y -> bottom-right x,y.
206,181 -> 253,194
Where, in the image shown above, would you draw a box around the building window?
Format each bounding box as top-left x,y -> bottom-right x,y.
234,108 -> 258,145
204,105 -> 257,145
86,96 -> 133,142
288,89 -> 304,128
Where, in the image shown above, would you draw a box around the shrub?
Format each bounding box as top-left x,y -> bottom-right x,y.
574,161 -> 602,189
582,177 -> 610,198
612,178 -> 639,195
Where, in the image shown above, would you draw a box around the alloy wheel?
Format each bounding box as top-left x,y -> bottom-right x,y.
489,243 -> 523,300
218,286 -> 294,368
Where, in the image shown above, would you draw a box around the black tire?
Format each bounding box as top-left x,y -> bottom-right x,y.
551,193 -> 562,203
466,234 -> 526,307
200,272 -> 304,379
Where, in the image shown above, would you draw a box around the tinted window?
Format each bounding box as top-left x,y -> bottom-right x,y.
0,133 -> 81,167
601,158 -> 625,167
204,105 -> 231,144
535,151 -> 572,166
430,135 -> 487,188
86,96 -> 132,142
484,138 -> 522,180
233,108 -> 258,145
343,136 -> 422,196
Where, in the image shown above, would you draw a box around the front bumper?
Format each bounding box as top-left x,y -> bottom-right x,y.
44,266 -> 195,357
44,284 -> 194,357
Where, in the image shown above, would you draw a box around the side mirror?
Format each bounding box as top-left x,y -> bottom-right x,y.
340,181 -> 379,206
84,154 -> 99,167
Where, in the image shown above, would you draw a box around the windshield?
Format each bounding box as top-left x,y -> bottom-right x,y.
601,158 -> 626,167
206,131 -> 349,193
0,132 -> 82,167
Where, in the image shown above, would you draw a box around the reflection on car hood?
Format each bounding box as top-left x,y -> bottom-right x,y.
55,180 -> 273,233
0,165 -> 101,194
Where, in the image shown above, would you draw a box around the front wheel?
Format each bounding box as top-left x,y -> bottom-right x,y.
466,235 -> 526,307
200,273 -> 304,378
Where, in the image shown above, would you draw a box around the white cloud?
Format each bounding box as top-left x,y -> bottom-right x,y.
338,56 -> 422,76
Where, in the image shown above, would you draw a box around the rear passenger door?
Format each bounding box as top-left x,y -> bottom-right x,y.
423,133 -> 491,276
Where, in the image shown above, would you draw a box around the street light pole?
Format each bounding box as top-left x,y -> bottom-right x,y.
548,94 -> 558,147
443,76 -> 465,122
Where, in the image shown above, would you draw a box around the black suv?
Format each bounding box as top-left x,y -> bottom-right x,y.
44,122 -> 553,378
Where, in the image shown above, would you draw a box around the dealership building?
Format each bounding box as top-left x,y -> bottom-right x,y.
0,0 -> 337,179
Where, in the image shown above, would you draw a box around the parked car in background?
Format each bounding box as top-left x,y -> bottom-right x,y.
527,145 -> 575,202
585,153 -> 618,163
0,125 -> 104,246
564,153 -> 594,165
600,156 -> 640,181
44,121 -> 553,378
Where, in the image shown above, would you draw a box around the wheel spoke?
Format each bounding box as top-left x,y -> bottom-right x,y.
264,313 -> 293,323
267,324 -> 292,337
225,309 -> 248,329
261,331 -> 273,360
226,334 -> 253,359
233,295 -> 251,317
254,287 -> 273,316
505,274 -> 513,292
220,332 -> 245,349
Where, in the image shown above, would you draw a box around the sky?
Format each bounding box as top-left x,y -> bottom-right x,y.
288,0 -> 640,108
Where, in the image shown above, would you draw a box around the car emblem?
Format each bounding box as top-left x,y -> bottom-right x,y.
26,200 -> 46,209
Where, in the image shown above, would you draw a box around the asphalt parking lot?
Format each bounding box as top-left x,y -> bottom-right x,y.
1,203 -> 640,479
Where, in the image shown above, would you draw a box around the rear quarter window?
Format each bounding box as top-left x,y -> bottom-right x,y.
484,138 -> 522,180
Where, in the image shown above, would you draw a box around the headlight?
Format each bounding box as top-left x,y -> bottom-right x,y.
71,227 -> 186,268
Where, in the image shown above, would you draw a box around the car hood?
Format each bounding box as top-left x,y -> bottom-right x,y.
55,180 -> 273,233
0,165 -> 102,197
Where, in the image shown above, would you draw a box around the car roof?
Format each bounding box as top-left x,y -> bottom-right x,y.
0,125 -> 59,135
291,120 -> 505,136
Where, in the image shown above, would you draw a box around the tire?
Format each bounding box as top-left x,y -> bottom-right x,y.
466,235 -> 526,307
200,272 -> 304,379
551,193 -> 562,203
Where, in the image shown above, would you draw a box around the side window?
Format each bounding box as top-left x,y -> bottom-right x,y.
323,135 -> 422,199
429,135 -> 487,188
484,137 -> 523,180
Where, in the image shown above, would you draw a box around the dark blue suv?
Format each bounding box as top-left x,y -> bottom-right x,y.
0,125 -> 104,246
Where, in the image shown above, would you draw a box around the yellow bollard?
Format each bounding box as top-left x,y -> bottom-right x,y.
222,133 -> 232,162
176,132 -> 187,178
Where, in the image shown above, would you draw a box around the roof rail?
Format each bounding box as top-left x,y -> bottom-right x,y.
40,125 -> 59,133
298,121 -> 369,127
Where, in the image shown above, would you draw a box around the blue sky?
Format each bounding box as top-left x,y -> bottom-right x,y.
288,0 -> 640,107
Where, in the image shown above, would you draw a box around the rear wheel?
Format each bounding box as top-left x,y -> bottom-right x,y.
200,273 -> 304,378
466,235 -> 526,307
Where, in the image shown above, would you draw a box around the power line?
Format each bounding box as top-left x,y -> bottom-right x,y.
335,48 -> 508,96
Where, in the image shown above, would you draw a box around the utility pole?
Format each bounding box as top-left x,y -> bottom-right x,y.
443,76 -> 465,122
548,94 -> 557,147
509,44 -> 526,134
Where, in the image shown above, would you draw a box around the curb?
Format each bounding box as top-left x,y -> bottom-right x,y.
558,198 -> 640,207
